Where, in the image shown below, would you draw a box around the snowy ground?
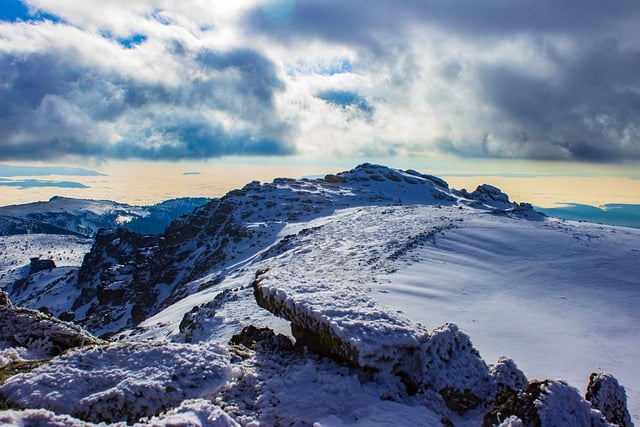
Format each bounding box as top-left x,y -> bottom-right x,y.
1,165 -> 638,425
132,204 -> 640,424
373,214 -> 640,421
0,234 -> 92,284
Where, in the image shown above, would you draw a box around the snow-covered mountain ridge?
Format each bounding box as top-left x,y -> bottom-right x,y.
0,196 -> 211,237
0,163 -> 638,426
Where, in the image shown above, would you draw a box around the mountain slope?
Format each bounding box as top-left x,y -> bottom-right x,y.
0,164 -> 637,425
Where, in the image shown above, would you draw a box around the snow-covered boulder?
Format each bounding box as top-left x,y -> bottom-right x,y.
0,290 -> 102,358
0,341 -> 231,424
421,323 -> 493,414
483,379 -> 610,427
490,357 -> 529,396
0,400 -> 239,427
140,399 -> 239,427
585,372 -> 633,427
252,268 -> 425,385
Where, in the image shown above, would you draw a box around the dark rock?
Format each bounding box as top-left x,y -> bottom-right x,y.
58,311 -> 75,322
229,325 -> 294,353
0,290 -> 10,307
29,257 -> 56,274
483,380 -> 608,427
586,372 -> 633,427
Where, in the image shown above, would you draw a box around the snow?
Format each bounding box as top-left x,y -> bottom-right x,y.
0,341 -> 231,424
0,234 -> 91,283
0,400 -> 239,427
372,214 -> 640,418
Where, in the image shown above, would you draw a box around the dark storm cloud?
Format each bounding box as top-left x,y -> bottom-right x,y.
245,0 -> 639,48
472,40 -> 640,161
246,0 -> 640,162
0,46 -> 292,161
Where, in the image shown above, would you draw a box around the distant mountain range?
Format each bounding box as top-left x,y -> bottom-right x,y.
0,196 -> 211,237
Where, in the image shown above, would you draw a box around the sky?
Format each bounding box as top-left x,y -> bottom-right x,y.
0,0 -> 639,206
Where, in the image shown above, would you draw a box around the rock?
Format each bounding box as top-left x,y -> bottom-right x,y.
585,372 -> 633,427
0,290 -> 10,307
483,380 -> 609,427
29,257 -> 56,274
58,311 -> 75,322
0,341 -> 231,424
421,323 -> 493,414
0,293 -> 102,357
490,357 -> 528,396
229,325 -> 294,353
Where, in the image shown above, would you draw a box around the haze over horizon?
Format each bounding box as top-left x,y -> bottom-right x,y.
1,0 -> 639,206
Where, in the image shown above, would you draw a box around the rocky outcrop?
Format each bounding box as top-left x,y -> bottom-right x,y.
253,268 -> 496,414
483,380 -> 611,427
0,341 -> 231,424
229,325 -> 294,353
29,257 -> 56,274
586,372 -> 633,427
75,228 -> 163,335
0,291 -> 102,357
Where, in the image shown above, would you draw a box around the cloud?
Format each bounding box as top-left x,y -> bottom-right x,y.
0,164 -> 104,176
0,0 -> 639,163
0,17 -> 293,161
0,178 -> 89,188
242,0 -> 640,162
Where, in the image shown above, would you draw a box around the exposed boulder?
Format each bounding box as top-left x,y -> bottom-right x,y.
483,380 -> 609,427
253,269 -> 494,413
0,341 -> 231,424
490,357 -> 529,396
585,372 -> 633,427
229,325 -> 294,353
421,323 -> 493,414
29,257 -> 56,274
0,291 -> 102,358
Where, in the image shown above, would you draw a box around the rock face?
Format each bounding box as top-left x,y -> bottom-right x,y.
0,291 -> 102,357
68,163 -> 498,336
586,372 -> 633,427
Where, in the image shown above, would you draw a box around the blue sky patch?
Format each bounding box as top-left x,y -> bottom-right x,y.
316,90 -> 374,118
0,0 -> 60,23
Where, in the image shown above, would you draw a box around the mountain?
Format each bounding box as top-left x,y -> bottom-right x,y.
0,164 -> 637,426
0,196 -> 211,237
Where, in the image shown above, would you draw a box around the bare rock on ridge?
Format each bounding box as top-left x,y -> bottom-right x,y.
252,269 -> 494,414
586,372 -> 633,427
0,290 -> 102,358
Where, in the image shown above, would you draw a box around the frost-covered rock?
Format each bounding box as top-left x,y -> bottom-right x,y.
0,341 -> 231,424
141,399 -> 239,427
421,323 -> 493,414
252,268 -> 425,386
483,380 -> 610,427
585,372 -> 633,427
490,357 -> 529,396
0,290 -> 102,358
0,400 -> 238,427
